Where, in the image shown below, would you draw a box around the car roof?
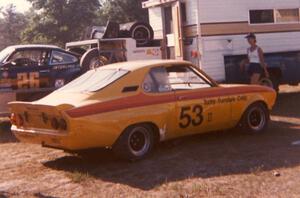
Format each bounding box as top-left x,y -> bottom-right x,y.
102,60 -> 193,71
7,44 -> 61,50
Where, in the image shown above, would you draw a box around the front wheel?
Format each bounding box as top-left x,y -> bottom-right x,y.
80,48 -> 108,73
240,103 -> 270,133
112,124 -> 154,161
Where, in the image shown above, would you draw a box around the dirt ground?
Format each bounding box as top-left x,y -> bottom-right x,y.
0,85 -> 300,198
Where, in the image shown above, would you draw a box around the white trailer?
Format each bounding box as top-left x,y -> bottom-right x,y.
66,38 -> 162,72
143,0 -> 300,87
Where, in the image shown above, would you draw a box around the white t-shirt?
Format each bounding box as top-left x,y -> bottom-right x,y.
247,47 -> 260,64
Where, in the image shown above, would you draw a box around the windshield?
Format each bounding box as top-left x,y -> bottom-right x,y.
58,68 -> 129,92
0,47 -> 14,63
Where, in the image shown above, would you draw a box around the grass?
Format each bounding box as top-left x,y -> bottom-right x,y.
67,171 -> 92,183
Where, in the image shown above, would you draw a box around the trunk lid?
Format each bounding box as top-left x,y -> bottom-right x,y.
9,102 -> 64,130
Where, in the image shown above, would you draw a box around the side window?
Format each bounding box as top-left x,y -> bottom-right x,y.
8,50 -> 48,66
143,67 -> 172,93
275,9 -> 300,23
142,65 -> 212,93
166,65 -> 212,90
51,50 -> 77,65
249,10 -> 274,24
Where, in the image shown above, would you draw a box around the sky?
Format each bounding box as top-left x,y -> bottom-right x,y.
0,0 -> 31,13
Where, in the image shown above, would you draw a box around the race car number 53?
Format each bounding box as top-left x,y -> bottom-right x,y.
179,105 -> 204,129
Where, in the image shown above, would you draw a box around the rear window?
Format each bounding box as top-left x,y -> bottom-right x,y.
0,47 -> 14,63
58,69 -> 129,92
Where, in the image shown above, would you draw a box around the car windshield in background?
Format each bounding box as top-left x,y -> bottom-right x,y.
0,47 -> 14,63
58,69 -> 129,92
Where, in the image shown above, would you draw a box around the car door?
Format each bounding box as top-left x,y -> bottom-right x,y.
141,66 -> 178,140
5,48 -> 51,90
165,64 -> 232,136
49,50 -> 80,89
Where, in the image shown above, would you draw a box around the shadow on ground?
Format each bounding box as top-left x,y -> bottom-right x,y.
44,90 -> 300,190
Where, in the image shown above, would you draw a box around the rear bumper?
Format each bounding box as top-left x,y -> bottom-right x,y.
11,125 -> 117,150
12,126 -> 73,150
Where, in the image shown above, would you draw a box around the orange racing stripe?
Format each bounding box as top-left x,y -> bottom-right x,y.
66,86 -> 273,118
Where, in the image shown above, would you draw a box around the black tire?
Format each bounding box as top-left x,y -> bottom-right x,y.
129,22 -> 154,46
112,124 -> 154,161
80,48 -> 107,73
240,103 -> 270,133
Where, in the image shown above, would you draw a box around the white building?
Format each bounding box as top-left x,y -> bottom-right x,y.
143,0 -> 300,82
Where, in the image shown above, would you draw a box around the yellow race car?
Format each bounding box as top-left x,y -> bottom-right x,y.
9,60 -> 276,160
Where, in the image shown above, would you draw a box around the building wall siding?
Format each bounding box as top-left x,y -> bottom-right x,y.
198,0 -> 300,23
146,0 -> 300,81
201,31 -> 300,81
148,7 -> 164,39
184,0 -> 198,25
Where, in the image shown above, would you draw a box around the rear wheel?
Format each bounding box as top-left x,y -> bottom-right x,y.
113,124 -> 154,161
240,103 -> 269,133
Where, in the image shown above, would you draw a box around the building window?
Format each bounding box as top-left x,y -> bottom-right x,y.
180,2 -> 187,23
164,7 -> 173,34
249,10 -> 275,24
275,9 -> 300,23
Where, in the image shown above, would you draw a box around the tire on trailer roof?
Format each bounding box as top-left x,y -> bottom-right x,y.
130,22 -> 154,46
121,22 -> 154,46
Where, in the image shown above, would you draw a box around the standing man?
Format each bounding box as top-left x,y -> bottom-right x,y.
241,33 -> 269,84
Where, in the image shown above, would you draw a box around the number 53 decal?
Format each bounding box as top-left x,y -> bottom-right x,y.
179,105 -> 204,129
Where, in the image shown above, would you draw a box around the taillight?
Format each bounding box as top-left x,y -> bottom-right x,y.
17,114 -> 24,127
59,119 -> 67,130
10,113 -> 17,125
41,112 -> 49,124
24,111 -> 29,122
51,118 -> 59,130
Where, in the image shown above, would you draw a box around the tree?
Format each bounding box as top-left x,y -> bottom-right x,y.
98,0 -> 148,24
21,0 -> 149,46
0,5 -> 28,49
22,0 -> 101,46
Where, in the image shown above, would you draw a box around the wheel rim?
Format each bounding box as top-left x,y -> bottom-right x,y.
247,107 -> 266,131
128,126 -> 150,157
89,57 -> 104,70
